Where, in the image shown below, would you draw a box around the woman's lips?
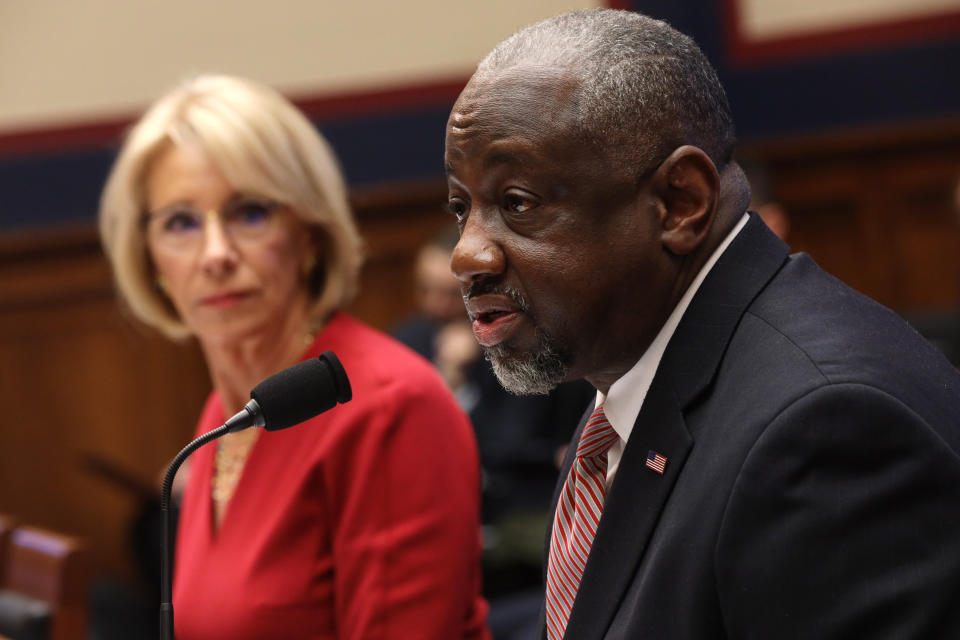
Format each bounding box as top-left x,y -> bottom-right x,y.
200,290 -> 253,308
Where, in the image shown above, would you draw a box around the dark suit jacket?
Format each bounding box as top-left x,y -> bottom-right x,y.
545,214 -> 960,639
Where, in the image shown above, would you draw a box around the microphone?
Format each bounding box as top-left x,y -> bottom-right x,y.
159,351 -> 351,639
223,351 -> 353,432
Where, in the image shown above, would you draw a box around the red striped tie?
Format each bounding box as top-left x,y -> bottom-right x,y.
545,405 -> 619,640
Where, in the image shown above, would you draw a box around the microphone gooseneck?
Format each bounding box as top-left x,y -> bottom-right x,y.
159,351 -> 351,639
159,422 -> 230,639
223,399 -> 265,432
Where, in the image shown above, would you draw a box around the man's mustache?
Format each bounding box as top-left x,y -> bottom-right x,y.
462,281 -> 530,314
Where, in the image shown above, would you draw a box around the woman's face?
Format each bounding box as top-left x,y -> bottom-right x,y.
144,143 -> 315,346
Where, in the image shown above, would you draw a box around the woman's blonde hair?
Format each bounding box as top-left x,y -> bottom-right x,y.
99,74 -> 364,340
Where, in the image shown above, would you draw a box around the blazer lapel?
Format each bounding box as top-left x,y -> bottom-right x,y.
562,376 -> 691,640
661,213 -> 789,408
557,215 -> 789,639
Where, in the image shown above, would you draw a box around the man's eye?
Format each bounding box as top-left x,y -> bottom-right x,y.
446,198 -> 468,222
503,192 -> 535,213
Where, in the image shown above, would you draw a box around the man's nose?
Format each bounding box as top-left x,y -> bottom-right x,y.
450,215 -> 505,284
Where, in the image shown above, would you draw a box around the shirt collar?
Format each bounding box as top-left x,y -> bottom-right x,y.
597,213 -> 750,443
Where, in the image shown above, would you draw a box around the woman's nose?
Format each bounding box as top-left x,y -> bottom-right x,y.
199,211 -> 239,275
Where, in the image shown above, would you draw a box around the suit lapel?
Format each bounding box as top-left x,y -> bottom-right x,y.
555,215 -> 789,639
563,376 -> 691,640
661,213 -> 789,407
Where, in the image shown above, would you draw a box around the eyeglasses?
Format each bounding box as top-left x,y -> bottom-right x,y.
144,197 -> 281,252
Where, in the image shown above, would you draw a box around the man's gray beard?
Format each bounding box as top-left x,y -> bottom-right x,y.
482,330 -> 570,395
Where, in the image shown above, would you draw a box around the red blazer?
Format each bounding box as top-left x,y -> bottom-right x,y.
174,312 -> 490,639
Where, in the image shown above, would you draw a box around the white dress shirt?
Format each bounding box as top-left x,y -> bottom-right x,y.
597,213 -> 750,487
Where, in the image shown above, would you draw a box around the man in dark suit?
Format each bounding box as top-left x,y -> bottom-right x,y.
444,8 -> 960,639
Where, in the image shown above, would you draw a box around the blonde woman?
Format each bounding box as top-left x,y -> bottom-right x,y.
99,74 -> 489,640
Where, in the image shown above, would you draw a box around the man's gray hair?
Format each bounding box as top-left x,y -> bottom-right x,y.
477,9 -> 736,175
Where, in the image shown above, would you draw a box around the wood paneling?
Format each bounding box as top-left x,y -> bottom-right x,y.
350,181 -> 455,330
743,117 -> 960,311
0,226 -> 210,583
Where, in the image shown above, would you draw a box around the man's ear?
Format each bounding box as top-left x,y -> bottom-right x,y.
650,146 -> 719,256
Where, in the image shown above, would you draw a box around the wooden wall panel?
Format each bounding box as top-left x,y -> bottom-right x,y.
0,232 -> 210,582
349,181 -> 455,330
744,118 -> 960,311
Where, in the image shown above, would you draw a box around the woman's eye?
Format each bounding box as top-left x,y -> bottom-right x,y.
503,192 -> 535,213
231,201 -> 273,226
163,211 -> 202,233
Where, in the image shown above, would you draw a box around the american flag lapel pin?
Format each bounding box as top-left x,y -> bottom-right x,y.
646,450 -> 667,475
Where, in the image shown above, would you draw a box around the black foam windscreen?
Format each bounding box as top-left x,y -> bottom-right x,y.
249,351 -> 352,431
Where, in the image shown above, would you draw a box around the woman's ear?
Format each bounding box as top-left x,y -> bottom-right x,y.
649,145 -> 719,256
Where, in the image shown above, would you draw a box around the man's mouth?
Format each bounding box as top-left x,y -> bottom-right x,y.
474,308 -> 513,323
465,294 -> 526,347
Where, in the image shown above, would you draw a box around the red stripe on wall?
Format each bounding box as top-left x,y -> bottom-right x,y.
0,75 -> 469,157
0,119 -> 131,157
293,75 -> 467,121
722,0 -> 960,66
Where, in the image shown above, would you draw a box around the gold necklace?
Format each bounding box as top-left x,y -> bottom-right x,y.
212,430 -> 259,505
210,322 -> 320,510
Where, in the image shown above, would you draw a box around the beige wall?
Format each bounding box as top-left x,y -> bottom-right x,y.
739,0 -> 960,40
0,0 -> 601,132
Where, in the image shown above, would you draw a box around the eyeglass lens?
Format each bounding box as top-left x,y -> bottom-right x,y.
147,197 -> 276,248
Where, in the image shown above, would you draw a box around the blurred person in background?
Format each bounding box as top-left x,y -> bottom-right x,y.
393,228 -> 480,405
394,230 -> 592,639
98,74 -> 489,640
